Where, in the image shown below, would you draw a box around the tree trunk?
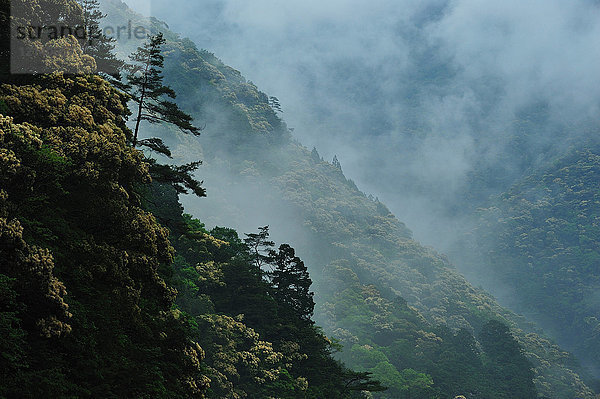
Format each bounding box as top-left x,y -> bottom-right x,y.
132,53 -> 151,147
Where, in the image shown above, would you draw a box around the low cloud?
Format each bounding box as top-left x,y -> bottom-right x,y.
140,0 -> 600,248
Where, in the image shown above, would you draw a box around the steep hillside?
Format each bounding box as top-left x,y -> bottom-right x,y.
101,1 -> 598,397
0,71 -> 208,397
462,145 -> 600,383
0,1 -> 391,397
0,71 -> 371,395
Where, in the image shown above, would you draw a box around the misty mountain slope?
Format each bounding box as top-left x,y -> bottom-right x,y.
460,145 -> 600,380
138,0 -> 600,257
102,1 -> 596,397
0,71 -> 372,398
0,1 -> 400,396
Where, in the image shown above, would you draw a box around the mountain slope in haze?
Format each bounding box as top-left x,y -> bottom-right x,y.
0,72 -> 373,397
0,1 -> 393,397
0,0 -> 543,396
102,1 -> 598,397
461,144 -> 600,383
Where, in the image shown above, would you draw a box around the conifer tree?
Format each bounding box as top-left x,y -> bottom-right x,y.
310,147 -> 321,163
125,32 -> 200,149
268,96 -> 282,113
342,371 -> 387,394
269,244 -> 315,321
244,226 -> 274,269
332,155 -> 342,170
124,32 -> 205,197
77,0 -> 123,75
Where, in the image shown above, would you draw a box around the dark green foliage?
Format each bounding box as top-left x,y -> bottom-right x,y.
123,31 -> 206,198
0,5 -> 210,391
479,320 -> 537,399
147,159 -> 206,197
342,371 -> 387,393
468,147 -> 600,380
270,243 -> 315,322
243,225 -> 274,268
138,137 -> 172,157
269,96 -> 283,113
0,74 -> 208,397
143,184 -> 385,398
0,274 -> 27,395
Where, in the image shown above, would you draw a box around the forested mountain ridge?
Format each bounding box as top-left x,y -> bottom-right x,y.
0,70 -> 372,395
99,0 -> 598,397
461,144 -> 600,382
0,71 -> 209,397
0,0 -> 596,396
0,0 -> 386,397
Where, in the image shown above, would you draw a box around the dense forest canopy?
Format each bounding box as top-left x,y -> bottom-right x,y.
101,1 -> 598,397
1,0 -> 599,398
459,146 -> 600,379
0,1 -> 381,397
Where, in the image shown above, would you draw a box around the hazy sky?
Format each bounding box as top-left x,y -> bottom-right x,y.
135,0 -> 600,246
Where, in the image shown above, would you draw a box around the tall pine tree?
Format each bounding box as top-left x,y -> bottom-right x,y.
125,32 -> 200,149
269,244 -> 315,322
124,32 -> 206,197
244,226 -> 274,269
77,0 -> 123,75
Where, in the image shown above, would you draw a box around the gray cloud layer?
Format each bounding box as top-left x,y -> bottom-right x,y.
141,0 -> 600,246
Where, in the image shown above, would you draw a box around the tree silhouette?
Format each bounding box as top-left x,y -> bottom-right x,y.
125,33 -> 200,149
311,147 -> 321,163
269,244 -> 314,321
77,0 -> 123,75
268,96 -> 282,113
244,226 -> 274,269
123,33 -> 205,197
332,155 -> 342,170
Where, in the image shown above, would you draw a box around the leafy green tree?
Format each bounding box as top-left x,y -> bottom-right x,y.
398,368 -> 436,399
